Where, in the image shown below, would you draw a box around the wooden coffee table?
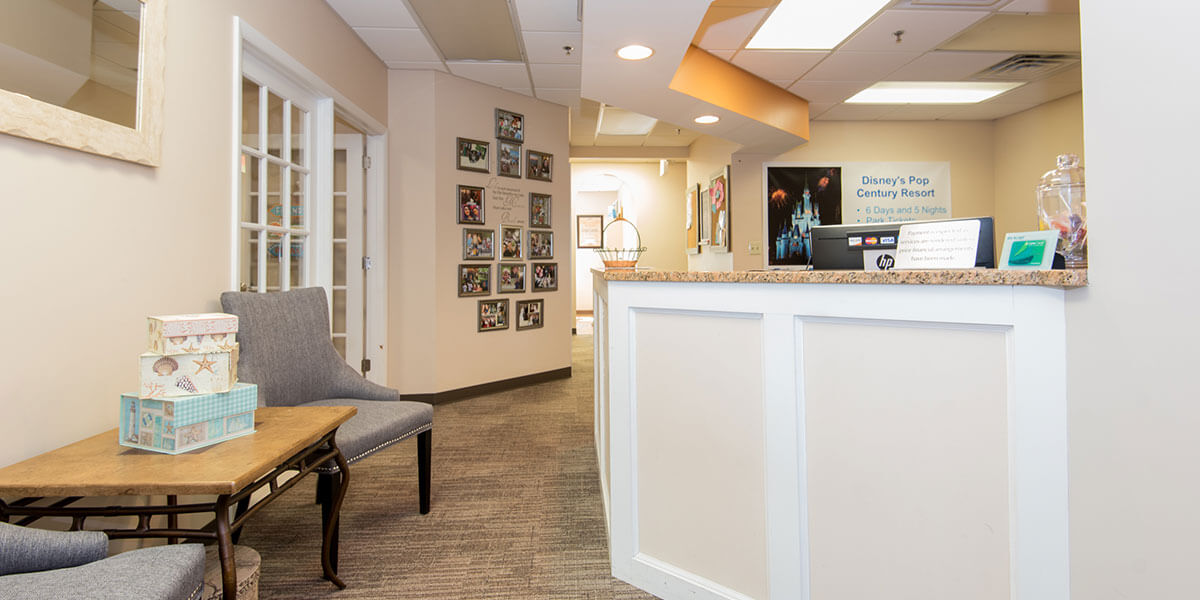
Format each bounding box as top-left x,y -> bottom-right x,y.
0,405 -> 356,600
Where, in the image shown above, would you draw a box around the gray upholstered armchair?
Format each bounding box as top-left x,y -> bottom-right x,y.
220,288 -> 433,516
0,522 -> 204,600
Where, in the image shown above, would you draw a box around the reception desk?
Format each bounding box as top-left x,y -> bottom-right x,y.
591,269 -> 1086,600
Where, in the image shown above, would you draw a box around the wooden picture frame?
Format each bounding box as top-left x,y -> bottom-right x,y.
498,263 -> 526,293
532,262 -> 558,292
495,108 -> 524,143
529,193 -> 551,228
462,227 -> 495,260
709,165 -> 731,252
529,230 -> 554,259
456,137 -> 489,173
477,299 -> 509,332
516,299 -> 544,331
577,215 -> 603,248
498,140 -> 521,178
457,264 -> 491,297
685,183 -> 701,254
501,225 -> 524,261
527,149 -> 553,181
457,184 -> 485,225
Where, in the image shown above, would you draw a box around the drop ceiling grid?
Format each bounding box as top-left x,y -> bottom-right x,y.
838,9 -> 991,54
353,27 -> 443,62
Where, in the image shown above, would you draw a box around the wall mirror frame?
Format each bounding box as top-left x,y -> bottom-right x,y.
0,0 -> 166,167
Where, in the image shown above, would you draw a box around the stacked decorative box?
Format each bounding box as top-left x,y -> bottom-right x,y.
119,313 -> 258,454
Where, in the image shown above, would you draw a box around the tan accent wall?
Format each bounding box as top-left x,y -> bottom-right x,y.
0,0 -> 386,467
387,70 -> 572,393
686,135 -> 742,272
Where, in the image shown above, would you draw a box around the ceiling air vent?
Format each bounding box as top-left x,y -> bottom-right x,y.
974,54 -> 1080,81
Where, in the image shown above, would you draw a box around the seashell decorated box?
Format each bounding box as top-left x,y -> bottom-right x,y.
139,348 -> 238,399
119,383 -> 258,454
148,313 -> 239,355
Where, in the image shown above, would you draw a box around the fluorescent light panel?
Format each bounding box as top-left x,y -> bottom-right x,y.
846,81 -> 1024,104
747,0 -> 891,50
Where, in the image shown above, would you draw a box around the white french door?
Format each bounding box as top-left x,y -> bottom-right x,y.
331,132 -> 365,371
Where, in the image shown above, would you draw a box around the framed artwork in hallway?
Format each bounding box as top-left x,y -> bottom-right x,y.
516,299 -> 543,330
527,149 -> 552,181
478,299 -> 509,332
532,262 -> 557,292
458,264 -> 491,297
529,193 -> 551,227
495,108 -> 523,143
456,137 -> 489,173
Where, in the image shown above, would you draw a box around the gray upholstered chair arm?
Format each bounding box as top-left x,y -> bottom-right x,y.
0,543 -> 205,600
0,522 -> 108,576
325,360 -> 402,402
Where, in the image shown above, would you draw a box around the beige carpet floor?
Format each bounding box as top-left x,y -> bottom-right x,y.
238,334 -> 658,599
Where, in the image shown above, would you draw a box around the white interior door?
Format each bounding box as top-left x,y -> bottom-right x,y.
332,132 -> 365,372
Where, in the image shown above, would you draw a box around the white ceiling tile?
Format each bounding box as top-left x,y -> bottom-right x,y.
530,63 -> 581,89
987,65 -> 1081,104
697,7 -> 769,51
806,102 -> 837,119
524,31 -> 583,64
787,80 -> 872,103
354,27 -> 442,62
643,134 -> 698,148
802,51 -> 921,81
731,50 -> 828,82
886,51 -> 1014,80
999,0 -> 1080,14
536,88 -> 582,109
514,0 -> 582,32
447,61 -> 532,89
840,9 -> 991,54
939,102 -> 1039,120
595,134 -> 644,147
815,104 -> 897,120
708,50 -> 736,61
385,61 -> 448,72
875,105 -> 960,120
326,0 -> 418,28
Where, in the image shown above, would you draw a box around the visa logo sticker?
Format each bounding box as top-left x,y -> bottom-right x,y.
881,236 -> 896,244
865,237 -> 879,245
848,236 -> 863,247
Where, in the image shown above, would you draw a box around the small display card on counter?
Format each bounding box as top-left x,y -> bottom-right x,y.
894,219 -> 981,269
999,230 -> 1059,270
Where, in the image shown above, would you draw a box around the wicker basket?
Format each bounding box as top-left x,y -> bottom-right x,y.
594,217 -> 647,269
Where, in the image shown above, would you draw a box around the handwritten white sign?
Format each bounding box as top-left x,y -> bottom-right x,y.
894,219 -> 981,269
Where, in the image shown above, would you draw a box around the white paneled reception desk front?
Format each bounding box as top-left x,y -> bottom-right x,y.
591,269 -> 1087,600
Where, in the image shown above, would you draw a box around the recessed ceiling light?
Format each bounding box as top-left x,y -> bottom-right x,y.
616,45 -> 654,60
747,0 -> 891,50
694,115 -> 720,124
845,81 -> 1024,104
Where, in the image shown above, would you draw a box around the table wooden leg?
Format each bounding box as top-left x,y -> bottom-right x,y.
167,495 -> 178,544
320,440 -> 349,589
215,494 -> 238,600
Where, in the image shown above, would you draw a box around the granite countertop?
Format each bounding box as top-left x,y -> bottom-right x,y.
598,268 -> 1088,288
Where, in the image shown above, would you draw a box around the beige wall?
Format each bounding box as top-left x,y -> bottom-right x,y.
387,71 -> 572,393
686,135 -> 741,272
1070,3 -> 1200,598
0,0 -> 386,467
993,93 -> 1084,239
571,161 -> 688,271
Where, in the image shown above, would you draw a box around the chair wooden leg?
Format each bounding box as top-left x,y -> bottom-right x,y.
418,429 -> 431,514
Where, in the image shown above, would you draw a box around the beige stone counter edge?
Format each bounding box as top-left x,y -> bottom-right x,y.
597,268 -> 1088,288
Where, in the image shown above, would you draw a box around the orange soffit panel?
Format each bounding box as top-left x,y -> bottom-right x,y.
669,45 -> 810,140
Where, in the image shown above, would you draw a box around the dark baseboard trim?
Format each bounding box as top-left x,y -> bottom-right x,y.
400,366 -> 572,405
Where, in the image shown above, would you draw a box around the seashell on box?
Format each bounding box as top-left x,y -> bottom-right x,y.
148,313 -> 239,355
139,347 -> 238,399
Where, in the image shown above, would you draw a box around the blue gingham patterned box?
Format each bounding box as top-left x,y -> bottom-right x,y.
119,383 -> 257,454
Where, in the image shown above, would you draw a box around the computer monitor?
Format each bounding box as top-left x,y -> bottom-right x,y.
810,217 -> 995,270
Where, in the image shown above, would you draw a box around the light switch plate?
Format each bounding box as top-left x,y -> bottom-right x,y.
748,240 -> 763,255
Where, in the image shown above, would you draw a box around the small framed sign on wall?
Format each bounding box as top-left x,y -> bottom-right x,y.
577,215 -> 603,249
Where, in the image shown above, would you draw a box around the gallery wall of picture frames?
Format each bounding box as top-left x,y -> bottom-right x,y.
455,106 -> 557,334
683,166 -> 732,254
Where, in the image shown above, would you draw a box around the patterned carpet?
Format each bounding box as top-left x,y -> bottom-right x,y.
239,334 -> 658,599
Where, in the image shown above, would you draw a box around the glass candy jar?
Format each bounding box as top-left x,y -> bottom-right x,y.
1037,153 -> 1087,268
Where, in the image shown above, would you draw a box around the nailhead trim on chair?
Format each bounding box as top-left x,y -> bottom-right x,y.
188,581 -> 204,600
314,423 -> 432,474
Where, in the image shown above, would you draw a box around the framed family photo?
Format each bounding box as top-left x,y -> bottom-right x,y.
498,140 -> 521,178
456,137 -> 489,173
498,263 -> 526,293
532,262 -> 557,292
457,184 -> 485,224
516,299 -> 544,331
529,230 -> 553,259
500,225 -> 524,261
495,108 -> 524,143
462,228 -> 494,260
478,299 -> 509,332
527,149 -> 553,181
458,264 -> 491,297
529,193 -> 551,228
